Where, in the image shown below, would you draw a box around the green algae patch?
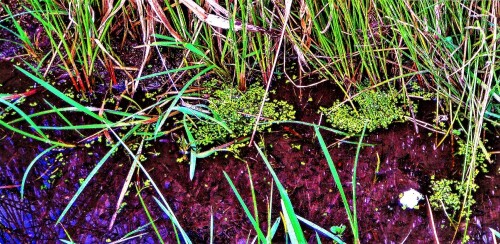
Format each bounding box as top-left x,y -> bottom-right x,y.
189,81 -> 295,146
320,89 -> 409,134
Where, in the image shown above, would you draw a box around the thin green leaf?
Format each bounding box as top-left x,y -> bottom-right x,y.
56,125 -> 141,224
223,171 -> 267,243
15,66 -> 111,124
254,143 -> 306,243
21,145 -> 58,199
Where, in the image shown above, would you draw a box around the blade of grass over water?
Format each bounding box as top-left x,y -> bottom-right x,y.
0,97 -> 49,141
223,171 -> 267,243
153,65 -> 215,139
20,145 -> 58,199
296,215 -> 344,243
43,99 -> 84,137
56,124 -> 141,225
103,121 -> 192,243
1,0 -> 497,240
351,124 -> 367,241
15,67 -> 112,124
0,119 -> 74,147
314,126 -> 359,243
153,197 -> 192,244
254,142 -> 306,243
136,184 -> 164,244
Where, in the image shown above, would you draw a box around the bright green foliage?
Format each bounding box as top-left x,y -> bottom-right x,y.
428,140 -> 488,222
320,89 -> 408,134
189,81 -> 295,146
429,177 -> 478,220
457,139 -> 488,173
429,139 -> 489,221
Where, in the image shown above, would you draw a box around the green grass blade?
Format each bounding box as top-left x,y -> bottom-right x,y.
296,215 -> 344,243
267,217 -> 281,241
153,196 -> 192,244
490,228 -> 500,240
351,124 -> 367,239
20,145 -> 58,199
254,143 -> 306,243
136,63 -> 207,81
137,185 -> 164,244
314,126 -> 358,241
154,65 -> 215,138
55,124 -> 141,224
0,119 -> 73,147
7,107 -> 150,124
223,171 -> 267,242
0,98 -> 48,140
15,66 -> 111,124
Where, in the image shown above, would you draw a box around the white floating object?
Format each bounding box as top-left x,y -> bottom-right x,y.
399,188 -> 424,209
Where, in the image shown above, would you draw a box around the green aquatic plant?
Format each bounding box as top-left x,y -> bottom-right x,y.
429,177 -> 478,221
457,139 -> 489,173
429,138 -> 489,227
188,81 -> 295,146
320,89 -> 409,134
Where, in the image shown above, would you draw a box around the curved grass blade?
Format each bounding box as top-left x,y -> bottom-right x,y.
0,98 -> 48,140
182,116 -> 197,180
55,124 -> 141,225
0,119 -> 73,147
136,63 -> 207,81
296,215 -> 345,243
153,196 -> 192,244
7,107 -> 150,124
153,65 -> 215,139
15,66 -> 112,124
137,184 -> 164,244
314,126 -> 358,242
173,106 -> 232,133
20,145 -> 58,199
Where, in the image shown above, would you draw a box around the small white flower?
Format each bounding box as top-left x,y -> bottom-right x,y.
399,188 -> 424,210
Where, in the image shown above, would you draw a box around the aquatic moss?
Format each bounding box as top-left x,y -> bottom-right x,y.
429,139 -> 488,223
189,81 -> 295,146
429,177 -> 478,220
319,89 -> 409,134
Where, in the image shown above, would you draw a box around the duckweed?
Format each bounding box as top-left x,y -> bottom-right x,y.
320,89 -> 409,134
189,81 -> 295,146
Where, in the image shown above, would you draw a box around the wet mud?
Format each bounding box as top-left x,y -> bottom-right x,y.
0,59 -> 499,243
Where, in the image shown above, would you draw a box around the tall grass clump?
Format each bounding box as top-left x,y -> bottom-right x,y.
378,1 -> 498,241
18,0 -> 125,91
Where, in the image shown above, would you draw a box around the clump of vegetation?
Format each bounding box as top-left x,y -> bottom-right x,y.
457,139 -> 489,173
189,80 -> 295,146
429,139 -> 488,223
429,177 -> 478,220
319,89 -> 409,133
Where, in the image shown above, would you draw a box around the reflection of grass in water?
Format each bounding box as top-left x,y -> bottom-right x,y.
0,191 -> 41,242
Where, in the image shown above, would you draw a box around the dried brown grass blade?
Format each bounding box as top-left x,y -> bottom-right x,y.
147,0 -> 184,41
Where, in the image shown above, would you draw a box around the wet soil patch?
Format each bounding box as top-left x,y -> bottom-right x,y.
1,58 -> 499,243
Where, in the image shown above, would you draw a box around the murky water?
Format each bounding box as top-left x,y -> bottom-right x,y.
1,58 -> 499,243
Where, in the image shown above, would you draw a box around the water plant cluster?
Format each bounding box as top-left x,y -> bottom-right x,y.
190,80 -> 295,146
320,89 -> 409,134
